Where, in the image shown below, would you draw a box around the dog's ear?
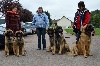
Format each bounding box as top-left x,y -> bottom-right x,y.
21,31 -> 24,36
5,31 -> 7,36
10,30 -> 14,34
5,30 -> 8,34
5,30 -> 9,36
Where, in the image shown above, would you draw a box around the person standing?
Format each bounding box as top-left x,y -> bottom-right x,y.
73,1 -> 90,45
32,7 -> 49,50
5,6 -> 21,34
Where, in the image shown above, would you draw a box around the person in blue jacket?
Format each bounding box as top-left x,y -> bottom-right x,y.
32,7 -> 49,50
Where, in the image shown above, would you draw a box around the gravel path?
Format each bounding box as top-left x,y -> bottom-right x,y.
0,32 -> 100,66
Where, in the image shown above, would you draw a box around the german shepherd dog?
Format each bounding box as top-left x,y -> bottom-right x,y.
14,30 -> 25,57
47,27 -> 55,52
5,29 -> 14,57
73,24 -> 94,58
55,26 -> 70,55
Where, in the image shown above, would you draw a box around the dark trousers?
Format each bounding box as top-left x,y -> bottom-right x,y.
36,28 -> 46,49
0,34 -> 5,46
76,31 -> 81,44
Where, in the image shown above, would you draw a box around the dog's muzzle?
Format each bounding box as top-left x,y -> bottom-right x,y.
57,29 -> 63,37
58,29 -> 63,33
47,30 -> 54,37
16,32 -> 23,38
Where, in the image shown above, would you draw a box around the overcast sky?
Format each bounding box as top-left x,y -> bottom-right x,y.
19,0 -> 100,21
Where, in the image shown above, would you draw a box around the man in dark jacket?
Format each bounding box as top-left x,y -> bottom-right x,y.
73,1 -> 90,45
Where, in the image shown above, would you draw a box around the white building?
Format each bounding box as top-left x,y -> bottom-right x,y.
56,16 -> 72,29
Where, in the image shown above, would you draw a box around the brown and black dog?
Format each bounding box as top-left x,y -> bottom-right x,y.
55,26 -> 70,55
13,30 -> 25,57
73,24 -> 93,58
47,27 -> 55,52
5,29 -> 14,57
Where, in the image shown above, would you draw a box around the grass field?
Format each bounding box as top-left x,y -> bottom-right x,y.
94,28 -> 100,35
65,28 -> 100,35
65,28 -> 74,34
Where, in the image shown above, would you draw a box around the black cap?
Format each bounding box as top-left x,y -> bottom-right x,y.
78,1 -> 85,7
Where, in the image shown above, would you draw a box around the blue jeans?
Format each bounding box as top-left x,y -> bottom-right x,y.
36,28 -> 46,49
76,31 -> 81,44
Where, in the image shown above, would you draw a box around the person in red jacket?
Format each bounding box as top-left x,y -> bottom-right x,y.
5,6 -> 21,34
73,1 -> 90,44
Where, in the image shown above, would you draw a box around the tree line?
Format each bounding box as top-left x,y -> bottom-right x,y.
91,9 -> 100,28
0,0 -> 33,22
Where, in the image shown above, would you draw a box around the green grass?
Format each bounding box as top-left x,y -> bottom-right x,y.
65,28 -> 74,34
65,28 -> 100,35
94,28 -> 100,35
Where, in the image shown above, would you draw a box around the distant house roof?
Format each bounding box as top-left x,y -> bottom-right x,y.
60,16 -> 73,22
52,19 -> 60,23
52,16 -> 73,23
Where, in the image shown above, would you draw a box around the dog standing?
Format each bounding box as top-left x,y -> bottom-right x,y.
5,29 -> 14,57
14,30 -> 25,56
73,24 -> 93,58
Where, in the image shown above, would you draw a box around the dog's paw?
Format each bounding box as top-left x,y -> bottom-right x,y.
84,56 -> 87,58
22,54 -> 25,56
5,55 -> 8,57
17,55 -> 20,57
89,55 -> 93,56
5,53 -> 9,57
58,53 -> 62,55
52,53 -> 55,55
67,49 -> 71,52
87,54 -> 93,56
14,55 -> 16,56
73,54 -> 78,57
